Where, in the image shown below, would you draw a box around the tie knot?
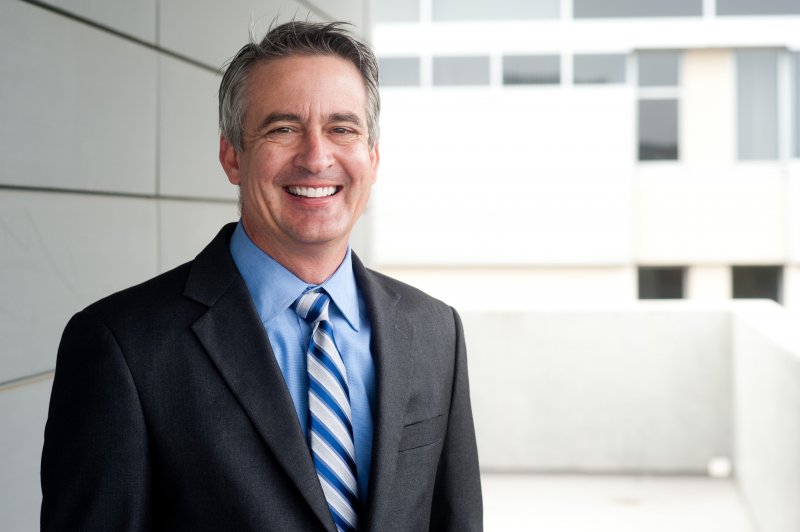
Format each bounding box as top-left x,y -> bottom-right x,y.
293,289 -> 330,325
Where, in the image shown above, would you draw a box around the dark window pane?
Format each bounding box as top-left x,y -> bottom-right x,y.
574,0 -> 702,18
379,57 -> 420,87
574,54 -> 627,84
503,55 -> 560,85
638,267 -> 685,299
718,0 -> 800,15
638,51 -> 680,87
433,0 -> 559,21
433,56 -> 490,86
737,50 -> 779,160
638,99 -> 679,160
374,0 -> 419,22
732,266 -> 782,303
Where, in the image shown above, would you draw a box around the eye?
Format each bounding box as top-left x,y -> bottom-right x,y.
269,126 -> 294,135
331,127 -> 356,135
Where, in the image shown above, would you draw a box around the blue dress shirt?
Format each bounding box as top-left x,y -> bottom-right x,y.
229,222 -> 376,503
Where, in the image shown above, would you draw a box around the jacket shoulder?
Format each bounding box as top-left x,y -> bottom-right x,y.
80,261 -> 195,323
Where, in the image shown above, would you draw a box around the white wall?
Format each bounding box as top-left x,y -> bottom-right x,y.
687,265 -> 732,300
634,166 -> 787,264
463,304 -> 733,473
380,266 -> 636,309
374,87 -> 634,266
681,49 -> 735,170
734,303 -> 800,532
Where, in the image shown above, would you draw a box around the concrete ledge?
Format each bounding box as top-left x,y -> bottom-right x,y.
463,303 -> 732,473
734,302 -> 800,532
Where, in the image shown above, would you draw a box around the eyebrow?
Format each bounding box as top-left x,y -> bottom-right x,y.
257,113 -> 302,133
329,113 -> 363,127
255,112 -> 364,133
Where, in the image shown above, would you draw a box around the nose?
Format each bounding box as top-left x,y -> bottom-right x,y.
295,130 -> 334,174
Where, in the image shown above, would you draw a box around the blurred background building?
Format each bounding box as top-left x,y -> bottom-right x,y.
1,0 -> 799,531
371,0 -> 800,311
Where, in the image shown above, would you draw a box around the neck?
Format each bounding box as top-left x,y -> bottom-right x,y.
275,249 -> 346,285
241,223 -> 347,285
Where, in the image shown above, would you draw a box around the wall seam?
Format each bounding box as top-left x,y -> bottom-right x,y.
0,184 -> 236,205
18,0 -> 222,74
0,370 -> 54,392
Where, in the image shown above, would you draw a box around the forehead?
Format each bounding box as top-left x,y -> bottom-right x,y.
244,55 -> 368,122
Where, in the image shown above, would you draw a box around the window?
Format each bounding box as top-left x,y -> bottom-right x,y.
732,266 -> 782,303
638,267 -> 685,299
433,56 -> 490,86
638,51 -> 680,87
433,0 -> 559,21
374,0 -> 419,22
379,57 -> 421,87
736,50 -> 779,160
717,0 -> 800,15
503,55 -> 560,85
574,54 -> 627,84
638,100 -> 679,160
574,0 -> 702,18
637,51 -> 681,161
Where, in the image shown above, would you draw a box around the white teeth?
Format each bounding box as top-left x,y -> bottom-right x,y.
287,186 -> 337,198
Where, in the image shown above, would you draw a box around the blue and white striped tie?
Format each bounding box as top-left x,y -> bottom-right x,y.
294,289 -> 359,532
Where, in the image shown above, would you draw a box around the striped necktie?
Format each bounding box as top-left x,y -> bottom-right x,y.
294,289 -> 360,532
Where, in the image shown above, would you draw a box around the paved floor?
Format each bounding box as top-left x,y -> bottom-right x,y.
482,474 -> 757,532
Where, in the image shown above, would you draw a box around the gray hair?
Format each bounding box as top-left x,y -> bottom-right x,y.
219,20 -> 380,152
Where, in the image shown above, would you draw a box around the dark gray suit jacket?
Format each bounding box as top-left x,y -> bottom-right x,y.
41,224 -> 482,531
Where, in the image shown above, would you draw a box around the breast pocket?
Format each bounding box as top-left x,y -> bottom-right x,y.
398,414 -> 445,452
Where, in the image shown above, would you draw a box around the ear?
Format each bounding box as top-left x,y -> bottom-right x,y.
369,142 -> 380,183
219,136 -> 242,185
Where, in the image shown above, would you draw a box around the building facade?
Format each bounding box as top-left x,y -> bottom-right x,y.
370,0 -> 800,310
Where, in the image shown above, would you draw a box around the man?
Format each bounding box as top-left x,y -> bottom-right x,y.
41,21 -> 482,531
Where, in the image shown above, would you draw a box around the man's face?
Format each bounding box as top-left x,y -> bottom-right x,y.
220,54 -> 379,262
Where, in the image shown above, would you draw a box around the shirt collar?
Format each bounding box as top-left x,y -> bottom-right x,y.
229,221 -> 361,332
321,248 -> 361,332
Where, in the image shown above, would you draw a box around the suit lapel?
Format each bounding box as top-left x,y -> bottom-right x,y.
353,256 -> 414,531
185,225 -> 336,532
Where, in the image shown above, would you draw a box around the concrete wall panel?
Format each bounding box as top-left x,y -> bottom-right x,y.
0,377 -> 53,531
0,190 -> 158,383
0,0 -> 157,195
734,304 -> 800,532
158,56 -> 234,200
158,200 -> 238,272
464,306 -> 732,472
35,0 -> 157,42
159,0 -> 322,69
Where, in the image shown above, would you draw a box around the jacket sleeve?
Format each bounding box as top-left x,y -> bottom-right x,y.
41,310 -> 152,531
429,307 -> 483,531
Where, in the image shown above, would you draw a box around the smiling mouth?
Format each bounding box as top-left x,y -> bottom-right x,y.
286,186 -> 341,198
